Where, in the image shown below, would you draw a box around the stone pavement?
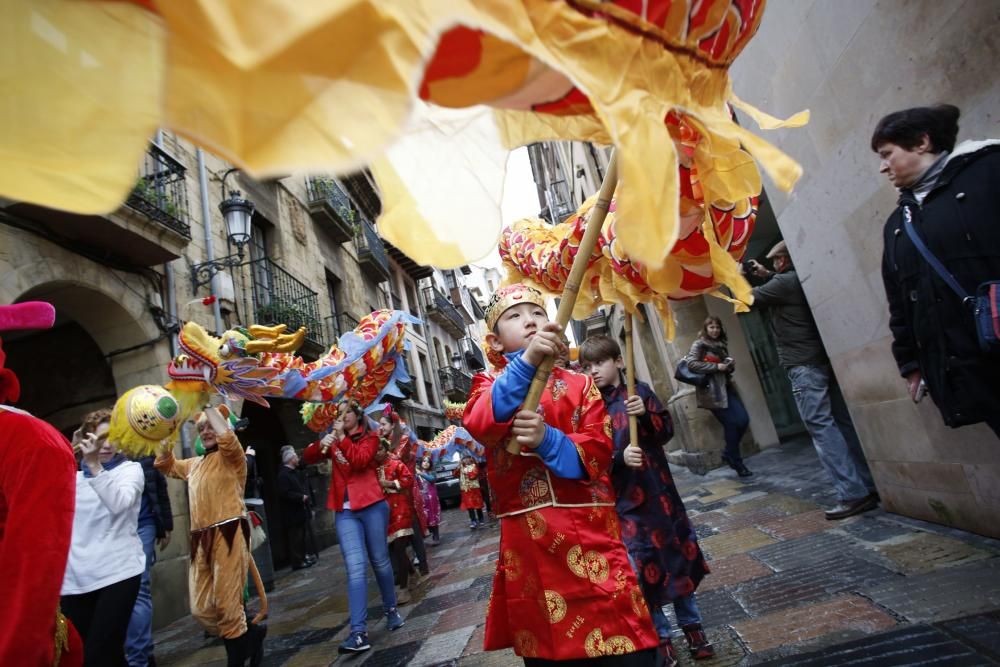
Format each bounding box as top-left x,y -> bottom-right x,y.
155,438 -> 1000,666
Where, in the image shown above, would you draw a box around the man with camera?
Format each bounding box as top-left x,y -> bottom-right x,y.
745,241 -> 879,520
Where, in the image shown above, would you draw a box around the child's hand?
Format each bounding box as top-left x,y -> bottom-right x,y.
522,322 -> 567,367
512,409 -> 546,449
623,445 -> 643,469
625,395 -> 646,417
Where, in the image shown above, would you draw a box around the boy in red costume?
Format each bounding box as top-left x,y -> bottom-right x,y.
0,302 -> 82,667
456,455 -> 485,529
463,284 -> 657,665
375,440 -> 415,603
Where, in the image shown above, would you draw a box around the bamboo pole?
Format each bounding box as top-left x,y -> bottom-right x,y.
507,151 -> 619,454
623,311 -> 638,449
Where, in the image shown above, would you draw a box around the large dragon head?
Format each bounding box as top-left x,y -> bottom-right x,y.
167,321 -> 303,405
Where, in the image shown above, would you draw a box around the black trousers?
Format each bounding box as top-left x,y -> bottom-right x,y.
61,574 -> 141,667
468,508 -> 484,522
390,536 -> 413,588
286,522 -> 306,565
524,648 -> 657,667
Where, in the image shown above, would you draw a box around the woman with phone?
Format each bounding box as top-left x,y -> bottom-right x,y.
684,316 -> 753,477
301,400 -> 403,655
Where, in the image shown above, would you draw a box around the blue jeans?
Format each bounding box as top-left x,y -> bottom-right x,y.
335,500 -> 397,633
710,391 -> 750,464
125,520 -> 157,666
787,364 -> 875,501
651,594 -> 703,639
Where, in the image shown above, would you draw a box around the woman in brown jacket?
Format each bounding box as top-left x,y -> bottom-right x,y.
685,317 -> 752,477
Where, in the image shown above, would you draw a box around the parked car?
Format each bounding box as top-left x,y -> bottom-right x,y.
434,460 -> 461,509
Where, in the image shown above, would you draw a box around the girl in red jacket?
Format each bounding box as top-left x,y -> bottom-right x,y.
302,400 -> 403,654
375,439 -> 415,604
456,455 -> 484,529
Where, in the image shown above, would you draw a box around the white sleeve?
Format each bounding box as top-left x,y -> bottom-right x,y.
88,461 -> 144,515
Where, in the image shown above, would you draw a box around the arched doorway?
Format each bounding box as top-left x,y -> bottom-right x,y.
5,281 -> 168,434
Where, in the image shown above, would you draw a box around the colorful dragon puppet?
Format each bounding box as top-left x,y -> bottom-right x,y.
167,310 -> 415,422
418,424 -> 485,462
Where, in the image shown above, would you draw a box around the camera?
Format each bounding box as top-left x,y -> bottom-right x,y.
743,260 -> 758,274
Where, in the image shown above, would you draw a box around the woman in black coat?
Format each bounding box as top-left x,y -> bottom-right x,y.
874,104 -> 1000,437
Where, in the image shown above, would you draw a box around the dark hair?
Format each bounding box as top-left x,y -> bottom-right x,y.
579,335 -> 622,364
79,408 -> 112,436
698,316 -> 727,342
870,104 -> 960,153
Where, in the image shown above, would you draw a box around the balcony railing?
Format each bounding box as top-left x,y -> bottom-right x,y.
324,311 -> 361,342
126,144 -> 191,238
305,176 -> 355,243
437,366 -> 472,401
459,336 -> 486,371
421,285 -> 465,338
355,219 -> 390,282
242,258 -> 324,348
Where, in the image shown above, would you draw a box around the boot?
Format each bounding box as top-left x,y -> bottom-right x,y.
223,633 -> 249,667
657,638 -> 678,667
681,623 -> 715,660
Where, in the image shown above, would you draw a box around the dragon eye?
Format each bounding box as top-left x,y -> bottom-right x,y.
220,343 -> 231,357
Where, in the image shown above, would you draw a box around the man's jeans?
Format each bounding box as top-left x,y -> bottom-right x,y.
787,364 -> 875,501
126,520 -> 157,666
335,500 -> 397,633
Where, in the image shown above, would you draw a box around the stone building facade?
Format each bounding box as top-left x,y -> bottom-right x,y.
0,131 -> 487,626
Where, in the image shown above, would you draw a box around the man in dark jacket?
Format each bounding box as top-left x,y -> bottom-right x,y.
127,455 -> 174,666
748,242 -> 878,520
277,446 -> 312,570
873,104 -> 1000,437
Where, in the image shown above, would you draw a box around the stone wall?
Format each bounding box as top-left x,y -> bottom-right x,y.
729,0 -> 1000,536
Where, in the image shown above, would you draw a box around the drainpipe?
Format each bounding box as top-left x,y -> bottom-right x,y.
156,131 -> 193,457
196,148 -> 224,333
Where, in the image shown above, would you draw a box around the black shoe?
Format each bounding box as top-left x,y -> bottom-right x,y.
338,631 -> 371,654
305,554 -> 318,565
734,462 -> 753,477
291,561 -> 310,570
825,495 -> 878,520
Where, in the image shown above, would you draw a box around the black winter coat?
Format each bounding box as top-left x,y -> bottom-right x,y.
138,456 -> 173,538
881,142 -> 1000,427
277,465 -> 310,525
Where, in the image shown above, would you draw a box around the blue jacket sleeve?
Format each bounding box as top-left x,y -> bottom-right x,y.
535,426 -> 587,479
491,354 -> 536,422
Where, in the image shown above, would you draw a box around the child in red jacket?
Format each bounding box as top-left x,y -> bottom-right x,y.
457,455 -> 484,529
463,284 -> 658,665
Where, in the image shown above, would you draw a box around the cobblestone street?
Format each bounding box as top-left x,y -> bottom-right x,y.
155,438 -> 1000,666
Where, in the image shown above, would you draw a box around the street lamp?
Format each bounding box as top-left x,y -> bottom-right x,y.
191,169 -> 256,291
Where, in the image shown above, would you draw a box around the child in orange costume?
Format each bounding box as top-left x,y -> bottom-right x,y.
463,284 -> 658,665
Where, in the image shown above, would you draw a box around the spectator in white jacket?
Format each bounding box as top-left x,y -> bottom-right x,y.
62,408 -> 146,667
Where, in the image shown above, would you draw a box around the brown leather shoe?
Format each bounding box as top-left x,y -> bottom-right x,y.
824,494 -> 878,520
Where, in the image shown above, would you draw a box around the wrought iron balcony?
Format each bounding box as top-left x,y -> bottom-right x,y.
437,366 -> 472,401
126,144 -> 191,238
459,337 -> 486,371
354,219 -> 390,282
306,176 -> 355,243
324,311 -> 361,343
242,258 -> 324,349
421,285 -> 465,338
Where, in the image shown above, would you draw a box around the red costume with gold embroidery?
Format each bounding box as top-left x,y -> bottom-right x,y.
378,454 -> 413,542
464,362 -> 658,660
393,429 -> 427,536
457,462 -> 484,510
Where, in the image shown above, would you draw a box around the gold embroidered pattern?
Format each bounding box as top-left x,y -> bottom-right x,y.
630,586 -> 650,619
585,628 -> 637,657
567,546 -> 610,583
513,630 -> 539,657
606,512 -> 622,541
524,510 -> 547,540
545,589 -> 568,624
518,467 -> 552,507
523,573 -> 540,599
502,549 -> 522,581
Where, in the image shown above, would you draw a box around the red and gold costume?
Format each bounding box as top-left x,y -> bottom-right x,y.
393,427 -> 427,536
378,454 -> 413,543
464,361 -> 658,660
0,302 -> 82,667
457,462 -> 484,511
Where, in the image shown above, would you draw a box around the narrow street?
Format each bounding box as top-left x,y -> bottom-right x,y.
156,439 -> 1000,666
